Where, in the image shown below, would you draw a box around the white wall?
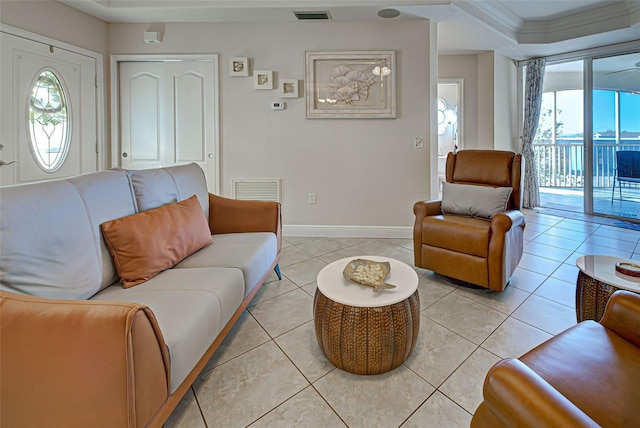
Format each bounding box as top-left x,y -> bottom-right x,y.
493,52 -> 518,151
477,51 -> 495,149
110,21 -> 432,234
0,1 -> 108,56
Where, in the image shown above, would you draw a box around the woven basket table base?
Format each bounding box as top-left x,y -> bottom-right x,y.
313,288 -> 420,375
576,270 -> 621,322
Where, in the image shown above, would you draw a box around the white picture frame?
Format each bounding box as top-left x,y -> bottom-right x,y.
280,79 -> 299,98
305,50 -> 396,118
254,70 -> 274,89
229,57 -> 249,77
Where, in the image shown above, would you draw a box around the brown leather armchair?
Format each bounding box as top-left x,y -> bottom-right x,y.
472,290 -> 640,427
413,150 -> 525,291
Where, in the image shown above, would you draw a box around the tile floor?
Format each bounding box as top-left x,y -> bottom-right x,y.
165,209 -> 640,428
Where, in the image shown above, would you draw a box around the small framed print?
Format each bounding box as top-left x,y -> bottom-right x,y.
229,57 -> 249,77
280,79 -> 299,98
254,70 -> 274,89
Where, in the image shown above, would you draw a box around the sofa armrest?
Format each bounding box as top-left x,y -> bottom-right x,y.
477,358 -> 599,428
600,290 -> 640,347
208,193 -> 282,251
0,291 -> 170,428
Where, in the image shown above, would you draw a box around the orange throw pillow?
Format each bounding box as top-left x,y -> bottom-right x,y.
101,195 -> 212,288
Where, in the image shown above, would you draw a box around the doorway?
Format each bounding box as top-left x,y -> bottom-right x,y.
0,30 -> 100,186
437,78 -> 463,194
112,55 -> 220,193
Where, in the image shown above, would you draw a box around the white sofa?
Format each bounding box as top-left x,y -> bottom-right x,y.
0,163 -> 281,427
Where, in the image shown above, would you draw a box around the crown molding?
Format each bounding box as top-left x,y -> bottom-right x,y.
519,2 -> 638,44
451,0 -> 520,42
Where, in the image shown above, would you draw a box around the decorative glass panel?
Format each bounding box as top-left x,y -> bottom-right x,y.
28,70 -> 70,172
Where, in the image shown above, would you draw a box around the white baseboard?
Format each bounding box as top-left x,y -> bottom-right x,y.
283,225 -> 412,239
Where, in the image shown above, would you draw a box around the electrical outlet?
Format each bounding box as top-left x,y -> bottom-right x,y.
414,136 -> 424,148
308,193 -> 316,204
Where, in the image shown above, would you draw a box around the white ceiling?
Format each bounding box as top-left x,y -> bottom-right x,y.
60,0 -> 640,60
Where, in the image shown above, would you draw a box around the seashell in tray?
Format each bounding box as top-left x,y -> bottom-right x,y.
343,259 -> 397,293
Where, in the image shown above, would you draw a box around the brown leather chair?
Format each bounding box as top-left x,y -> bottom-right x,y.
413,150 -> 525,291
472,290 -> 640,427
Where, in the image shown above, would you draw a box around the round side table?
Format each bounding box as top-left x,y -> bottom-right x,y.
313,256 -> 420,375
576,255 -> 640,322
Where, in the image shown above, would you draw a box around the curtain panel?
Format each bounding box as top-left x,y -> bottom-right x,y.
522,58 -> 546,208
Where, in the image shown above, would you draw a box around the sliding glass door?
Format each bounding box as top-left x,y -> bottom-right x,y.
592,52 -> 640,220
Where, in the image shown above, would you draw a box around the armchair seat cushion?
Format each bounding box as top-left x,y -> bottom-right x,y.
422,215 -> 490,257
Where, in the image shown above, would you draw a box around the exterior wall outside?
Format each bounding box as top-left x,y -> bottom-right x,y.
109,20 -> 432,229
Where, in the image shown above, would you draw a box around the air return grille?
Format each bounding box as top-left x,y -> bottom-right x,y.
294,10 -> 331,20
232,179 -> 281,202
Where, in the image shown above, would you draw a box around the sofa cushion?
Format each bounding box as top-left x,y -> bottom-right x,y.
0,174 -> 130,300
175,232 -> 278,297
441,182 -> 512,219
101,195 -> 212,288
127,163 -> 209,219
91,267 -> 244,394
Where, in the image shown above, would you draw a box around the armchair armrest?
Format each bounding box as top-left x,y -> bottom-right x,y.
479,358 -> 599,428
208,193 -> 282,251
600,290 -> 640,347
413,199 -> 442,219
490,210 -> 526,233
0,291 -> 170,428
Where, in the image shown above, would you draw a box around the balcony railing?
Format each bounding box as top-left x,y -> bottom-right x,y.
533,139 -> 640,189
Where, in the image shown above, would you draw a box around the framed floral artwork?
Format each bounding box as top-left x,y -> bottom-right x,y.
305,50 -> 396,118
229,57 -> 249,77
280,79 -> 299,98
254,70 -> 274,89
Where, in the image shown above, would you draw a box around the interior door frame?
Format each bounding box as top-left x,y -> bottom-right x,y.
0,23 -> 107,171
110,54 -> 220,194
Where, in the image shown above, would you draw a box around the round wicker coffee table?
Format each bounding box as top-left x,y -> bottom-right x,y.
576,255 -> 640,322
313,256 -> 420,375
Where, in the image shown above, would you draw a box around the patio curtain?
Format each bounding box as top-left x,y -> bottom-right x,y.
522,58 -> 546,208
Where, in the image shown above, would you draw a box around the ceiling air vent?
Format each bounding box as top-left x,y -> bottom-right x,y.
294,10 -> 331,20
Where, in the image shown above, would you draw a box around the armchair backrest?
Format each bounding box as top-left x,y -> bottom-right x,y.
445,150 -> 524,210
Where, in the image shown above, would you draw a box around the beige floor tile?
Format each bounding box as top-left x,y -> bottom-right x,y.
454,284 -> 530,315
512,295 -> 577,335
481,317 -> 552,359
518,253 -> 562,276
283,237 -> 320,245
576,242 -> 633,259
523,222 -> 552,234
523,230 -> 541,242
297,237 -> 347,256
543,226 -> 592,242
275,321 -> 335,383
593,226 -> 640,242
554,220 -> 601,233
163,387 -> 205,428
194,342 -> 309,428
533,234 -> 582,251
524,241 -> 574,262
439,348 -> 501,414
401,391 -> 471,428
248,386 -> 345,428
318,247 -> 368,264
249,277 -> 299,307
379,245 -> 415,266
534,277 -> 576,308
301,281 -> 317,297
282,258 -> 327,286
202,311 -> 270,372
314,365 -> 434,428
550,263 -> 579,284
350,238 -> 404,255
565,251 -> 587,266
249,289 -> 314,337
404,316 -> 476,387
423,294 -> 507,345
509,267 -> 547,293
416,276 -> 454,310
584,234 -> 637,252
278,246 -> 314,267
525,214 -> 564,226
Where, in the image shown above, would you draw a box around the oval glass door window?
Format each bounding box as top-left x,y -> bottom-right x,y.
28,70 -> 71,172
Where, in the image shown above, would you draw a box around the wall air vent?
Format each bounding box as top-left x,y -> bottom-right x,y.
232,179 -> 281,202
294,10 -> 331,20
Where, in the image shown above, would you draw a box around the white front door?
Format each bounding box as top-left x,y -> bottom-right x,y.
0,31 -> 98,186
118,60 -> 217,191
